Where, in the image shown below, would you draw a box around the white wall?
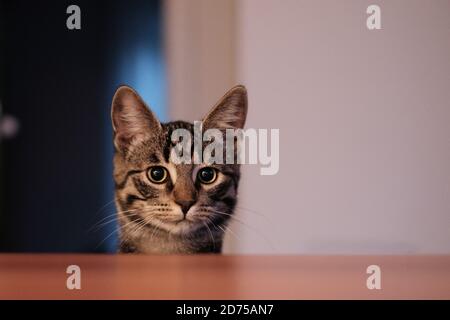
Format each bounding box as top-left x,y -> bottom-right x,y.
164,0 -> 236,122
223,0 -> 450,254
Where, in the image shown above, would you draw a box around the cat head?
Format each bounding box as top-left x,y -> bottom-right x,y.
111,85 -> 247,240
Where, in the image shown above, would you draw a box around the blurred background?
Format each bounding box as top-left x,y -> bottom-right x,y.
0,0 -> 166,252
0,0 -> 449,253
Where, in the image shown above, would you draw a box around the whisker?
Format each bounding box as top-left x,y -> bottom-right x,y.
91,199 -> 117,219
95,214 -> 145,249
95,227 -> 119,249
88,212 -> 118,231
88,210 -> 139,232
204,215 -> 237,242
93,206 -> 163,235
221,223 -> 240,241
203,221 -> 215,251
149,219 -> 164,242
234,206 -> 271,222
90,208 -> 137,226
206,208 -> 278,252
90,202 -> 171,229
90,214 -> 139,232
119,217 -> 148,245
130,219 -> 149,237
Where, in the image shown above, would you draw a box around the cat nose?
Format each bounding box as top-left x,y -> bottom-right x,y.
175,200 -> 195,216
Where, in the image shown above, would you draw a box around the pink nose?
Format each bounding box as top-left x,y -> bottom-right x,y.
175,200 -> 195,215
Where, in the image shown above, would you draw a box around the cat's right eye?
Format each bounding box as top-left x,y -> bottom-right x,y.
147,166 -> 168,184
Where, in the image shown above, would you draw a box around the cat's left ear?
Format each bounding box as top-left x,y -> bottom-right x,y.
202,85 -> 248,130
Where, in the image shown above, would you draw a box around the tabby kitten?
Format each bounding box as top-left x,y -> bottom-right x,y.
111,85 -> 248,253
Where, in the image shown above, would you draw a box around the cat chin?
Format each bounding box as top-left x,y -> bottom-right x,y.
150,218 -> 203,236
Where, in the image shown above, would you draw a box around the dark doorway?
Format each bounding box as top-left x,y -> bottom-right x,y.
0,0 -> 165,252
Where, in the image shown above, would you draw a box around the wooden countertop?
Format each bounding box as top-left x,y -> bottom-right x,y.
0,254 -> 449,299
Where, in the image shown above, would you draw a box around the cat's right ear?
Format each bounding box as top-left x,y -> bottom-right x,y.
111,86 -> 161,152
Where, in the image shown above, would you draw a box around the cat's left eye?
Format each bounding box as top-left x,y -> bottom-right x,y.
197,167 -> 217,184
147,166 -> 168,184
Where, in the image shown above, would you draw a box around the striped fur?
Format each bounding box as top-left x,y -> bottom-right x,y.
111,85 -> 247,254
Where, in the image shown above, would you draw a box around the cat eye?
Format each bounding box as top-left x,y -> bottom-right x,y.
197,167 -> 217,184
147,166 -> 168,184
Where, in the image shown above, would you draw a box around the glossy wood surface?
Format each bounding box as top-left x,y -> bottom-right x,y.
0,254 -> 449,299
